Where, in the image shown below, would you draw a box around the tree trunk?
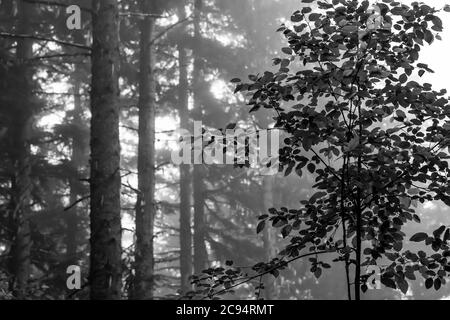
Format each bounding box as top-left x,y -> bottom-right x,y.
192,0 -> 208,275
133,0 -> 156,300
193,167 -> 207,275
66,29 -> 87,264
177,3 -> 193,294
89,0 -> 122,300
66,78 -> 83,265
262,176 -> 276,299
354,104 -> 363,301
8,0 -> 33,298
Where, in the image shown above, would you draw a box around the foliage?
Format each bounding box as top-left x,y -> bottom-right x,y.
190,0 -> 450,299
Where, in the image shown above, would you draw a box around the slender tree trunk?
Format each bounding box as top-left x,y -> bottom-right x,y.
177,3 -> 193,294
66,77 -> 84,265
262,176 -> 276,299
354,103 -> 363,301
89,0 -> 122,300
66,28 -> 87,264
8,0 -> 33,298
133,0 -> 156,300
192,0 -> 208,275
341,158 -> 352,300
193,168 -> 207,275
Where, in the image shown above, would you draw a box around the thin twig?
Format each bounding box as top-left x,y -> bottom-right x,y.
0,32 -> 91,50
64,195 -> 90,212
150,15 -> 193,46
23,0 -> 92,13
202,249 -> 334,299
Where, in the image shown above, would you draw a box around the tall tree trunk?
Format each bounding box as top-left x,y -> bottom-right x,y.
8,0 -> 33,298
192,0 -> 208,275
133,0 -> 156,300
66,76 -> 84,265
177,2 -> 193,294
66,29 -> 87,265
354,105 -> 363,301
89,0 -> 122,300
262,176 -> 276,299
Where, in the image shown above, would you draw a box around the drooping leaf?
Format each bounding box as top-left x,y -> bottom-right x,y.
409,232 -> 428,242
396,278 -> 409,294
434,278 -> 441,290
433,226 -> 446,238
256,220 -> 265,234
425,278 -> 433,289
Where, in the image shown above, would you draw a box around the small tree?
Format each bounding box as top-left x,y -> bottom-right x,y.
189,0 -> 450,300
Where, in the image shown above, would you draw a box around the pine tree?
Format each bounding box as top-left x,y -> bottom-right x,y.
177,1 -> 193,295
89,0 -> 122,300
133,0 -> 157,300
8,0 -> 34,298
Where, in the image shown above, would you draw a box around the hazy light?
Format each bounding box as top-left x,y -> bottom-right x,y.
210,79 -> 228,100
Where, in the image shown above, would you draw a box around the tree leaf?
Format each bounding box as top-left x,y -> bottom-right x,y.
301,7 -> 312,14
307,163 -> 316,174
314,267 -> 322,279
444,229 -> 450,241
396,278 -> 409,294
433,225 -> 446,238
409,232 -> 428,242
309,13 -> 321,21
256,220 -> 265,234
434,278 -> 441,290
381,277 -> 396,289
281,225 -> 292,238
281,47 -> 293,55
425,278 -> 433,289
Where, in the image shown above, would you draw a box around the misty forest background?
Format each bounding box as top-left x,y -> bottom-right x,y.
1,0 -> 450,300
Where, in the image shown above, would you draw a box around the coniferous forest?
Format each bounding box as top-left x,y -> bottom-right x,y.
1,0 -> 450,303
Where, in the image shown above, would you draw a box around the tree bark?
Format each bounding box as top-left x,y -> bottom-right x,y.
354,103 -> 363,301
192,0 -> 208,275
65,0 -> 87,265
133,0 -> 156,300
177,2 -> 193,294
66,30 -> 87,265
66,70 -> 88,266
89,0 -> 122,300
66,81 -> 83,264
8,0 -> 33,298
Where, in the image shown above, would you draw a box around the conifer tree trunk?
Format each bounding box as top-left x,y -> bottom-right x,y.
192,0 -> 208,275
177,2 -> 193,294
89,0 -> 122,300
65,0 -> 91,265
66,75 -> 84,265
66,30 -> 87,264
133,0 -> 156,300
8,0 -> 33,298
262,176 -> 276,299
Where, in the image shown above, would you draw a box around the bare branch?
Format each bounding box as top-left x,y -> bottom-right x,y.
31,52 -> 90,61
200,249 -> 335,299
150,15 -> 193,46
119,12 -> 166,18
0,32 -> 91,50
23,0 -> 93,13
64,195 -> 90,212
